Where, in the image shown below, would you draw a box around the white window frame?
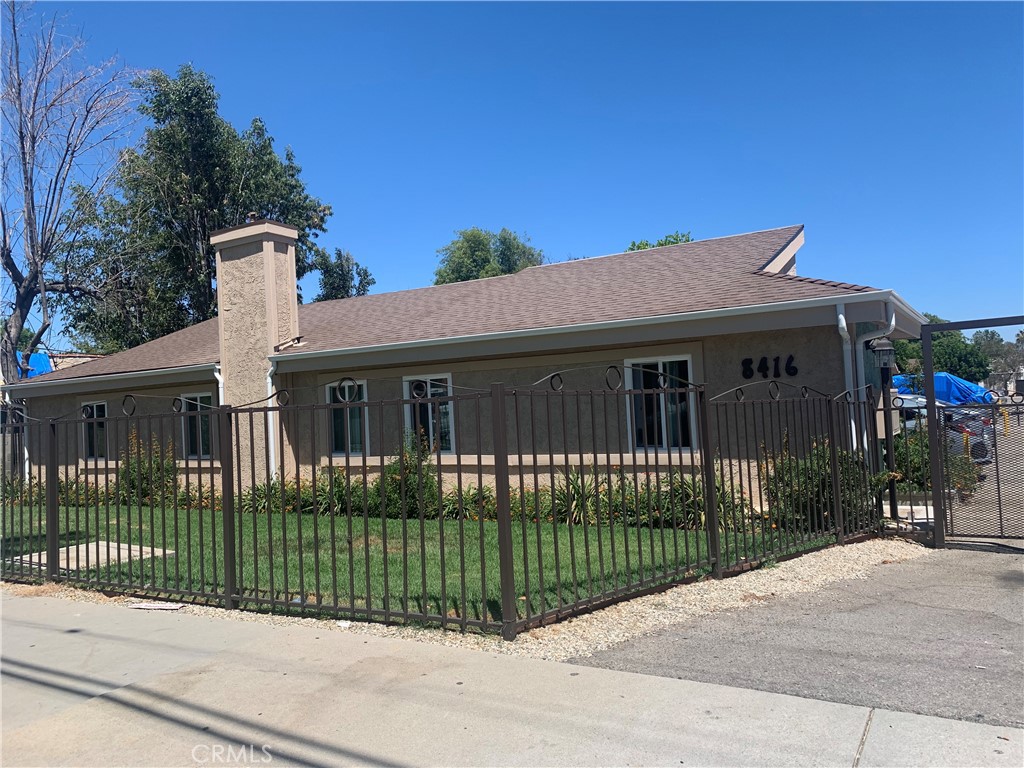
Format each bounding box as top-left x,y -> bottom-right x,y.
81,400 -> 108,461
624,355 -> 696,451
326,379 -> 370,456
181,392 -> 213,460
402,373 -> 456,454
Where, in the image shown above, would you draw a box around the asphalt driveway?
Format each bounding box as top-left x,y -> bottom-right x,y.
573,547 -> 1024,728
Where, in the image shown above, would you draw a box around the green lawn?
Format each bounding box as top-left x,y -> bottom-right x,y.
2,500 -> 842,628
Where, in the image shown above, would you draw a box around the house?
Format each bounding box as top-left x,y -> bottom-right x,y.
1,221 -> 925,485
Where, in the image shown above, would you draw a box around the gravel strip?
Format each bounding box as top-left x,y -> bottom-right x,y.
2,538 -> 930,661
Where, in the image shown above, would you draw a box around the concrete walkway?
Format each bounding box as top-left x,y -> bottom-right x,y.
2,593 -> 1021,768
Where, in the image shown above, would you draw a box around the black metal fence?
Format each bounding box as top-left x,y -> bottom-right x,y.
2,376 -> 885,639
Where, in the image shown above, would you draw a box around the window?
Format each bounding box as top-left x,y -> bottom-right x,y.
82,401 -> 107,460
625,357 -> 693,450
403,375 -> 454,453
182,393 -> 213,459
328,380 -> 368,454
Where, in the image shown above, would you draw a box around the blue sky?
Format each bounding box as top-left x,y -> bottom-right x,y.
42,1 -> 1024,340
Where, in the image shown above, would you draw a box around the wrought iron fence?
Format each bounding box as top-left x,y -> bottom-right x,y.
1,374 -> 886,639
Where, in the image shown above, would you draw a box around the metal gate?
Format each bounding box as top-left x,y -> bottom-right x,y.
925,315 -> 1024,543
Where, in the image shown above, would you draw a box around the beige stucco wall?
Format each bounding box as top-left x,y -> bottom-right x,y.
13,325 -> 851,499
272,325 -> 846,473
21,379 -> 221,482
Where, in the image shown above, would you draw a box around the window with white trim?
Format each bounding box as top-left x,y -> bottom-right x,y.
625,357 -> 693,449
82,401 -> 108,460
181,393 -> 213,459
403,375 -> 454,453
328,380 -> 368,454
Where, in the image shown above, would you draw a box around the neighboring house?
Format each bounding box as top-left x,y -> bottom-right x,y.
1,221 -> 925,482
50,352 -> 105,372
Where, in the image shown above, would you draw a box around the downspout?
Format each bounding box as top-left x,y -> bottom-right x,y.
266,360 -> 277,477
857,301 -> 896,394
836,304 -> 855,397
213,364 -> 225,409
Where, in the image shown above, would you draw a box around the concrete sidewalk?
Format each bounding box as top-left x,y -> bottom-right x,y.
2,593 -> 1021,768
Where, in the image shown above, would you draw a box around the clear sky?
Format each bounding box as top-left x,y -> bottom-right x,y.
40,1 -> 1024,340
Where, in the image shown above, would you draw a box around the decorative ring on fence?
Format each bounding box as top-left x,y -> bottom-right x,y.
734,387 -> 745,402
549,373 -> 564,392
81,404 -> 94,419
984,389 -> 1001,404
1010,392 -> 1024,405
171,397 -> 184,413
605,365 -> 623,390
276,390 -> 290,406
121,395 -> 137,416
335,377 -> 359,403
656,372 -> 670,390
800,386 -> 811,400
410,379 -> 428,399
767,380 -> 781,400
892,396 -> 905,408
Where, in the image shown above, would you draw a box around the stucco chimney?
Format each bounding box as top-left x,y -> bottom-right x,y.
211,219 -> 299,407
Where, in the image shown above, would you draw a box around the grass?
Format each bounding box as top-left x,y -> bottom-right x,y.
2,500 -> 846,628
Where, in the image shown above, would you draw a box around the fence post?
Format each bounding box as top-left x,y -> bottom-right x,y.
826,399 -> 846,545
218,407 -> 237,610
45,419 -> 59,580
696,388 -> 722,578
490,382 -> 518,641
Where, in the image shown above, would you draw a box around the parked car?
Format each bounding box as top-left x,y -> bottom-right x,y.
894,394 -> 930,432
945,406 -> 996,464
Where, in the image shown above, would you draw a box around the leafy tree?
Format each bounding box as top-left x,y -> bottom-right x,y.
60,64 -> 340,351
434,227 -> 542,284
626,230 -> 692,252
973,329 -> 1024,390
1,0 -> 134,384
313,248 -> 375,302
894,313 -> 991,382
16,327 -> 34,352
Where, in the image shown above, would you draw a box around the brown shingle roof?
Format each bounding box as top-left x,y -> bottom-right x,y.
19,224 -> 879,385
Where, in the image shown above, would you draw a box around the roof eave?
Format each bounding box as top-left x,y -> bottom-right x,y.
272,290 -> 904,369
1,362 -> 219,398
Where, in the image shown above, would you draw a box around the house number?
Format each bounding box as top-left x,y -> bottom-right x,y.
742,355 -> 798,379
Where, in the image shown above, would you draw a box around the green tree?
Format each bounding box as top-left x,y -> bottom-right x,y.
313,248 -> 375,302
894,314 -> 991,382
434,227 -> 542,285
60,64 -> 341,351
626,230 -> 692,252
973,329 -> 1024,390
16,327 -> 34,352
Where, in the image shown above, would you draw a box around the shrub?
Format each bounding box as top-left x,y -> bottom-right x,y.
116,429 -> 178,505
552,466 -> 601,526
58,476 -> 105,507
760,438 -> 884,534
891,428 -> 979,497
442,484 -> 497,521
367,437 -> 439,520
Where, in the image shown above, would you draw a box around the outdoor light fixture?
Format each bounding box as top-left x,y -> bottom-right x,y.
869,337 -> 896,370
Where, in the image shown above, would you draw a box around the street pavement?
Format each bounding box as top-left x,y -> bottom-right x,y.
574,549 -> 1024,728
2,590 -> 1022,767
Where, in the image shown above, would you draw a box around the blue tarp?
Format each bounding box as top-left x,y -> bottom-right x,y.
18,352 -> 52,380
893,372 -> 995,405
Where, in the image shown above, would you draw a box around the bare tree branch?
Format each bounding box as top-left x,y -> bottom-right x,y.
0,0 -> 134,386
